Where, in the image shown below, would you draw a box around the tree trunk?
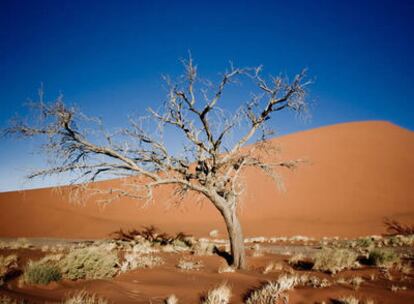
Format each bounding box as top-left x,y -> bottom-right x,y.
222,207 -> 246,269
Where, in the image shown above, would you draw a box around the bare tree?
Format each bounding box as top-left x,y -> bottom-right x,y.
4,57 -> 310,269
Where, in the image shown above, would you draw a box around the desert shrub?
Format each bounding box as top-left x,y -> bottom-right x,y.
111,226 -> 193,248
218,264 -> 235,274
313,248 -> 358,274
384,218 -> 414,236
391,285 -> 407,292
62,290 -> 108,304
120,253 -> 163,272
262,261 -> 283,274
164,294 -> 178,304
24,260 -> 61,285
349,276 -> 364,290
355,237 -> 375,248
288,253 -> 314,270
367,249 -> 400,267
177,258 -> 204,271
244,275 -> 297,304
201,283 -> 231,304
0,255 -> 18,284
192,240 -> 215,256
333,296 -> 374,304
0,295 -> 19,304
296,274 -> 331,288
59,247 -> 119,280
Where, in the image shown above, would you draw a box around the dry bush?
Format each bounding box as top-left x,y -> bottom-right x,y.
391,285 -> 407,292
192,240 -> 216,256
164,294 -> 179,304
62,290 -> 108,304
335,296 -> 360,304
0,295 -> 19,304
120,252 -> 163,272
177,258 -> 204,271
218,264 -> 235,274
244,275 -> 297,304
349,276 -> 364,290
384,218 -> 414,236
296,274 -> 330,288
263,261 -> 284,274
288,253 -> 314,270
313,248 -> 358,274
111,226 -> 192,248
0,238 -> 31,249
333,296 -> 375,304
59,246 -> 119,280
366,249 -> 400,268
0,255 -> 18,285
24,259 -> 61,285
201,283 -> 232,304
251,244 -> 263,257
209,230 -> 219,238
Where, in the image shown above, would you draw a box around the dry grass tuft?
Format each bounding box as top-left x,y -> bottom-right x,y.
164,294 -> 179,304
244,274 -> 297,304
263,261 -> 284,274
201,283 -> 232,304
390,285 -> 407,292
62,290 -> 109,304
177,258 -> 204,271
120,252 -> 163,272
313,248 -> 358,274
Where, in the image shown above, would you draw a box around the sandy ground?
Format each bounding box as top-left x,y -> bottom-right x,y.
0,120 -> 413,240
0,243 -> 413,303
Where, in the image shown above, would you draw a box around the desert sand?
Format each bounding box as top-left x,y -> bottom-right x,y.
1,120 -> 413,303
0,120 -> 413,240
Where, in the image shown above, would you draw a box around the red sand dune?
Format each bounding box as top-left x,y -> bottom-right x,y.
0,120 -> 413,239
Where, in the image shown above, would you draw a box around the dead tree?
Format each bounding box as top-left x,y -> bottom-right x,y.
4,57 -> 310,269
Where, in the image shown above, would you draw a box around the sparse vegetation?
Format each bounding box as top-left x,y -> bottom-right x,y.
24,259 -> 62,285
384,218 -> 414,236
201,283 -> 232,304
262,261 -> 283,274
164,294 -> 179,304
349,276 -> 364,290
244,274 -> 297,304
0,255 -> 18,285
120,252 -> 163,271
62,290 -> 109,304
59,246 -> 119,280
192,240 -> 215,256
0,295 -> 19,304
313,248 -> 358,274
177,258 -> 204,271
366,249 -> 400,268
390,285 -> 407,292
333,296 -> 375,304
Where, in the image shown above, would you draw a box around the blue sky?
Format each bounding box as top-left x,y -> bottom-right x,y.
0,0 -> 413,192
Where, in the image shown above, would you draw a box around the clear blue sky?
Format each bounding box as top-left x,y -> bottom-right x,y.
0,0 -> 413,192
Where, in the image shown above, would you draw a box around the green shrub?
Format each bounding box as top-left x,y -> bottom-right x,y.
59,247 -> 119,280
313,248 -> 358,274
367,249 -> 400,267
24,260 -> 61,285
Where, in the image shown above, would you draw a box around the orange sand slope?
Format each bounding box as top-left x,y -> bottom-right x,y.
0,120 -> 413,239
